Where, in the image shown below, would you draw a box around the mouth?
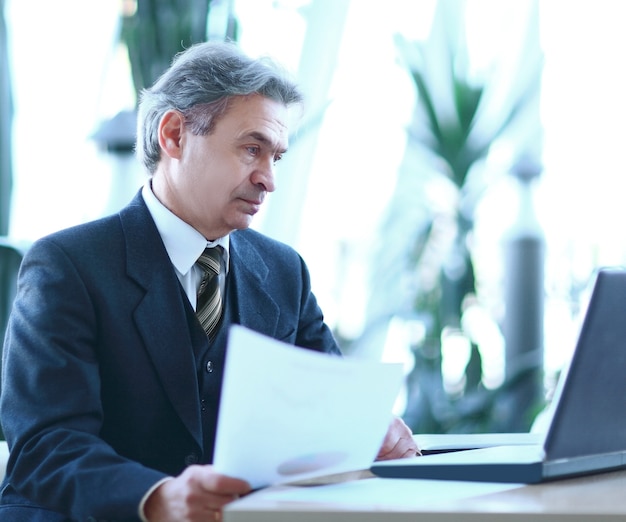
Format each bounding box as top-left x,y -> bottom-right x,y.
239,197 -> 264,214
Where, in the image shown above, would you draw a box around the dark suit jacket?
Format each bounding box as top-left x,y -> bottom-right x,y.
0,192 -> 340,521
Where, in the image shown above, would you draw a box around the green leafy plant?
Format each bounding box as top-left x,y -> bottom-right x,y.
94,0 -> 236,152
121,0 -> 237,100
362,0 -> 545,434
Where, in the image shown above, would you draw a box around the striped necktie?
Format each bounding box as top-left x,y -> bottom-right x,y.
195,246 -> 223,339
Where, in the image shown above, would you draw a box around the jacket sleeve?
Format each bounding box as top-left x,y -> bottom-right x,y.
0,238 -> 166,521
244,230 -> 341,356
293,253 -> 342,356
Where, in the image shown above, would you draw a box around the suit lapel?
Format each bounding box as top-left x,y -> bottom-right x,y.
119,194 -> 203,449
116,197 -> 283,450
229,232 -> 280,337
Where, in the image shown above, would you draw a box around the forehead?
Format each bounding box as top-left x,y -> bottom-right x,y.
218,95 -> 291,145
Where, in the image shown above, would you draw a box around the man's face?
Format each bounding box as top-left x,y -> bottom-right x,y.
160,94 -> 290,240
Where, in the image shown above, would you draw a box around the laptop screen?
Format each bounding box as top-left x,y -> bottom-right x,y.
544,268 -> 626,460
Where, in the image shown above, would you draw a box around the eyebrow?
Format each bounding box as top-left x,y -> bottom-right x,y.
248,131 -> 288,155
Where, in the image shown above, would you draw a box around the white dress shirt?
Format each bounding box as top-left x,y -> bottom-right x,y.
141,181 -> 230,310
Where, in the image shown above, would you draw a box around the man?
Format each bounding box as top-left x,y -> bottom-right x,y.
0,41 -> 418,521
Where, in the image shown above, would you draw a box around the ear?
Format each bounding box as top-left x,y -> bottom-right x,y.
158,110 -> 185,160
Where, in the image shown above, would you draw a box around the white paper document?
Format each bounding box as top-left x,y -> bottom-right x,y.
213,325 -> 404,489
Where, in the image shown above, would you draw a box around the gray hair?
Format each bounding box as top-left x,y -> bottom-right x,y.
137,41 -> 303,174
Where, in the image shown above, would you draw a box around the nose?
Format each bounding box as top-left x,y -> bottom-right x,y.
251,157 -> 276,193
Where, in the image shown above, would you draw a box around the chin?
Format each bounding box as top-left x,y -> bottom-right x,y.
231,219 -> 254,231
226,210 -> 256,232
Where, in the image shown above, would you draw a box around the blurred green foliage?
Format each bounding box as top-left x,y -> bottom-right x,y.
365,0 -> 545,434
121,0 -> 237,102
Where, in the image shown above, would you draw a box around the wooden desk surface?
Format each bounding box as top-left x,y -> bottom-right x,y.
224,469 -> 626,521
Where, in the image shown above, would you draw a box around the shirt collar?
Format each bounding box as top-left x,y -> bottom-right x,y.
141,181 -> 230,276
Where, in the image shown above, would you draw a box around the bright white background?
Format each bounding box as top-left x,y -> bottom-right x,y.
5,0 -> 626,385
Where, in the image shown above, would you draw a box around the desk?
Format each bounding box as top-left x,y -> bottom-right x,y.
224,469 -> 626,521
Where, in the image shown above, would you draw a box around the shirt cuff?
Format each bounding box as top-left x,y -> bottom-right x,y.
138,477 -> 174,522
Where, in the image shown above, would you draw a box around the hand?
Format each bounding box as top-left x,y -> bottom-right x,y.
144,465 -> 251,522
375,416 -> 421,460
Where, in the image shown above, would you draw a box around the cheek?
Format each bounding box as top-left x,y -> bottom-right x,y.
185,153 -> 219,186
184,148 -> 249,198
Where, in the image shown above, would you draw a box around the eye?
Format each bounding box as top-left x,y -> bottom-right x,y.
273,153 -> 283,164
246,145 -> 260,156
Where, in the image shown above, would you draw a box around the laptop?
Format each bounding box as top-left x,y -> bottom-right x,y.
371,267 -> 626,484
414,432 -> 545,455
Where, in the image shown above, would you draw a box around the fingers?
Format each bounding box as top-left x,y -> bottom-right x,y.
144,465 -> 251,522
187,465 -> 251,512
196,466 -> 251,498
376,435 -> 420,460
376,417 -> 421,460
